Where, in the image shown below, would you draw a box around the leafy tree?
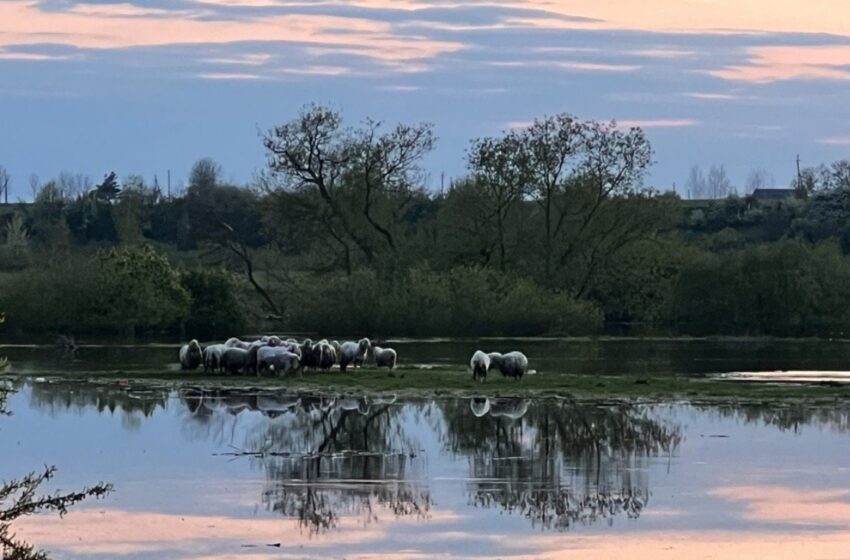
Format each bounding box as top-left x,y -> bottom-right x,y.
467,131 -> 530,272
180,269 -> 250,337
189,158 -> 221,191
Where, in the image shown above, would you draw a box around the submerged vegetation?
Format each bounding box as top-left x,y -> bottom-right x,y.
2,106 -> 850,338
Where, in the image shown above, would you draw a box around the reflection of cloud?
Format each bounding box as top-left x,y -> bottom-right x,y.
501,530 -> 850,560
712,485 -> 850,526
14,507 -> 388,556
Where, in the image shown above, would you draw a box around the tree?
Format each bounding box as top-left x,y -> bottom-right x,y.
263,104 -> 435,272
467,131 -> 530,272
521,114 -> 583,276
189,158 -> 221,191
0,166 -> 10,204
706,164 -> 734,198
94,171 -> 121,202
686,165 -> 706,199
745,168 -> 774,194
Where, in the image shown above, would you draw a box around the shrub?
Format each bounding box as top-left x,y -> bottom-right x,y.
181,269 -> 249,337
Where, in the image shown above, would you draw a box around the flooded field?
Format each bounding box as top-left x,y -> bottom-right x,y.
4,337 -> 850,376
3,379 -> 850,559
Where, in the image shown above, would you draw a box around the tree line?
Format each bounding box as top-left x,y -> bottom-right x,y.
2,104 -> 850,338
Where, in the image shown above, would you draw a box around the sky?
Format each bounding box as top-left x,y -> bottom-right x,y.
1,0 -> 850,198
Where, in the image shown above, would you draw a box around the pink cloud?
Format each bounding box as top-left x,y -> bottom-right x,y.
708,45 -> 850,83
0,1 -> 462,66
616,118 -> 699,128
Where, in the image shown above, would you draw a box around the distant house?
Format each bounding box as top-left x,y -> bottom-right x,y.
751,187 -> 795,201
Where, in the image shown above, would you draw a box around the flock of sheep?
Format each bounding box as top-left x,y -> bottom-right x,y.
179,335 -> 529,381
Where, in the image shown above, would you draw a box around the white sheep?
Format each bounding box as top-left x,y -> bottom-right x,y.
203,343 -> 227,373
220,347 -> 250,375
224,337 -> 251,350
470,350 -> 491,382
489,351 -> 528,380
258,347 -> 301,377
339,338 -> 371,373
179,339 -> 203,370
373,346 -> 397,370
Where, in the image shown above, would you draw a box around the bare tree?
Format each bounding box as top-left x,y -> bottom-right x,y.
263,104 -> 434,271
0,166 -> 9,204
707,164 -> 734,198
745,168 -> 774,194
685,165 -> 706,199
27,174 -> 39,201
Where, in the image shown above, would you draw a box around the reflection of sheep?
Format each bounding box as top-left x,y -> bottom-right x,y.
338,396 -> 369,414
470,397 -> 490,417
224,337 -> 252,350
470,351 -> 490,382
371,394 -> 397,405
339,338 -> 371,373
220,348 -> 250,375
203,344 -> 227,373
490,399 -> 529,420
257,346 -> 301,376
489,351 -> 528,380
179,340 -> 203,370
373,347 -> 397,369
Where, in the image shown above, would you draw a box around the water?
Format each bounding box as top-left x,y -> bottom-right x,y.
2,379 -> 850,559
4,337 -> 850,376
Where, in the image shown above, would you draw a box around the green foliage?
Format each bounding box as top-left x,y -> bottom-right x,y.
96,245 -> 190,333
671,240 -> 850,337
0,213 -> 30,271
0,246 -> 189,335
286,266 -> 602,337
180,268 -> 249,337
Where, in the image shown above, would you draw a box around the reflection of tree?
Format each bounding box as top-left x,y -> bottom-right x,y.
440,398 -> 681,530
179,390 -> 432,534
697,403 -> 850,434
23,380 -> 168,430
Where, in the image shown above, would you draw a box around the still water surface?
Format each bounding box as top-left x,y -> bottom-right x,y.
4,337 -> 850,375
3,379 -> 850,559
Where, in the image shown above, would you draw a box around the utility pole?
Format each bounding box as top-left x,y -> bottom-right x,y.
167,169 -> 171,199
796,154 -> 803,191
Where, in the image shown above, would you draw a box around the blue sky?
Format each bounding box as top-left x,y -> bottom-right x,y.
1,0 -> 850,198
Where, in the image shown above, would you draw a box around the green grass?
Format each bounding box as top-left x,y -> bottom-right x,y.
7,365 -> 850,403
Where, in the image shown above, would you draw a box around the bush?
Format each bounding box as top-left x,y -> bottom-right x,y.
181,269 -> 249,338
284,266 -> 602,337
670,240 -> 850,337
0,245 -> 189,335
